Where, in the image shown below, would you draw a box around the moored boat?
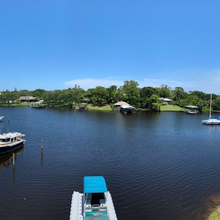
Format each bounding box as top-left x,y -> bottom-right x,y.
69,176 -> 117,220
120,105 -> 135,114
202,117 -> 220,125
30,102 -> 45,108
185,105 -> 198,115
0,132 -> 26,155
0,116 -> 4,121
202,94 -> 220,125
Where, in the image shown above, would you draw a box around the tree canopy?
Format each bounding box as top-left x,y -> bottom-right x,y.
0,80 -> 219,111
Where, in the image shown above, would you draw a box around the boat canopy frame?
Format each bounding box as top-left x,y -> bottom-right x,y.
84,176 -> 107,193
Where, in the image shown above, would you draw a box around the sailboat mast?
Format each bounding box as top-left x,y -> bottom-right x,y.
209,94 -> 212,118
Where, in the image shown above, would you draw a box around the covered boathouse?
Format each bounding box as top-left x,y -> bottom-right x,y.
114,101 -> 135,113
120,105 -> 135,114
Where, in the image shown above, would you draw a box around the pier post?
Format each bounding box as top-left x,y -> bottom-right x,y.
8,115 -> 10,121
7,129 -> 9,133
41,140 -> 43,151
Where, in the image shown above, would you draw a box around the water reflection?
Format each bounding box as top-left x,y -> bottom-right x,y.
0,146 -> 24,169
2,107 -> 220,219
41,151 -> 43,166
206,124 -> 220,132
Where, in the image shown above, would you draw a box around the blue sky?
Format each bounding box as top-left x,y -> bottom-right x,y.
1,0 -> 220,94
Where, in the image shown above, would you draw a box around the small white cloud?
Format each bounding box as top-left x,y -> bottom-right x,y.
64,78 -> 123,90
64,70 -> 220,95
138,78 -> 184,89
64,78 -> 189,91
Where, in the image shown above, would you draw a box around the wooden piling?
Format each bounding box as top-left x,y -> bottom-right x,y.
7,129 -> 9,133
8,115 -> 10,121
41,140 -> 43,151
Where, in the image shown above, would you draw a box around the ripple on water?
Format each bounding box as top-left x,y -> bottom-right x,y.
1,109 -> 220,219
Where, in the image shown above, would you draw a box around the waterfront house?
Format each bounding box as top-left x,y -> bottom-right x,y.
19,96 -> 36,103
160,98 -> 172,105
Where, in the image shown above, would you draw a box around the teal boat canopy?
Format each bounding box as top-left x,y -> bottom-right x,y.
84,176 -> 107,193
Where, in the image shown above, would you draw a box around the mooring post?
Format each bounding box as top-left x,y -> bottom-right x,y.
7,129 -> 9,133
13,153 -> 15,169
41,140 -> 43,151
8,115 -> 10,121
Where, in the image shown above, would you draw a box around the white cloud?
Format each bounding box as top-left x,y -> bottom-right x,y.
64,78 -> 187,90
64,70 -> 220,95
139,78 -> 184,89
64,78 -> 124,90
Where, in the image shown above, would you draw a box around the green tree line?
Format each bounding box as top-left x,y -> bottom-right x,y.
0,80 -> 220,111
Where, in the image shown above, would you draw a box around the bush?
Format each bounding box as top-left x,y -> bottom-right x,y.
110,103 -> 114,109
15,99 -> 22,105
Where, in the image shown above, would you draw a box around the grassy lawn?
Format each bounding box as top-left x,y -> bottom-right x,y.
208,207 -> 220,220
160,105 -> 185,111
87,104 -> 112,111
0,103 -> 31,107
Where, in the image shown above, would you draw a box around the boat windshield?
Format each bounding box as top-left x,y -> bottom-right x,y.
0,138 -> 10,143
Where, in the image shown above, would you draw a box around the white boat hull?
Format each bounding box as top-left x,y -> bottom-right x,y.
201,94 -> 220,125
202,119 -> 220,125
0,132 -> 26,154
0,140 -> 25,154
69,191 -> 117,220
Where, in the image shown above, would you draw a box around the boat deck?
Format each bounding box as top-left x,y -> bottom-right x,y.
0,140 -> 23,146
85,211 -> 109,220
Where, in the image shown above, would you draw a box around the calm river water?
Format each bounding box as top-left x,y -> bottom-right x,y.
0,107 -> 220,220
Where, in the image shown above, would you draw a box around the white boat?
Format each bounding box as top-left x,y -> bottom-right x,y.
69,176 -> 118,220
30,102 -> 45,108
185,105 -> 198,114
120,105 -> 135,114
0,116 -> 4,120
0,132 -> 26,155
202,94 -> 220,125
187,110 -> 197,115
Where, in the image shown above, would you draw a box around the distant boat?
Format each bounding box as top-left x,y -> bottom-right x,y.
202,94 -> 220,125
0,116 -> 4,121
0,132 -> 26,155
185,105 -> 198,115
120,105 -> 135,114
30,102 -> 45,108
69,176 -> 118,220
187,110 -> 197,115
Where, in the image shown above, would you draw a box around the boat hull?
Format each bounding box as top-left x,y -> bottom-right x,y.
69,191 -> 117,220
0,140 -> 26,155
202,120 -> 220,125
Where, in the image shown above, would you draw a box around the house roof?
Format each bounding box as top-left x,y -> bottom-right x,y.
121,105 -> 135,109
114,101 -> 130,106
160,98 -> 172,102
84,176 -> 107,193
185,105 -> 199,109
19,96 -> 35,100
